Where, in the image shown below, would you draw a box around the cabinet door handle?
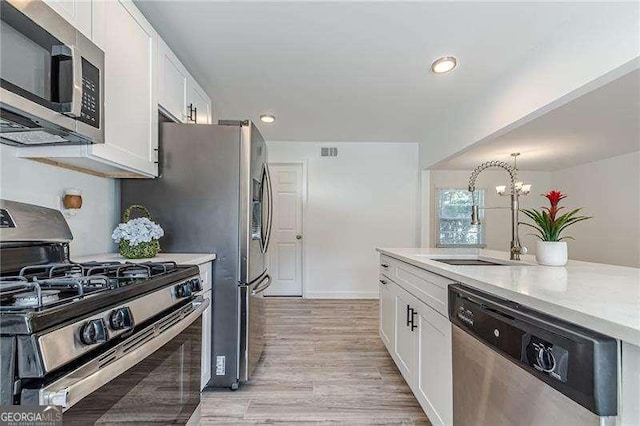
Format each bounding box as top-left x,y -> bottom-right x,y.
187,103 -> 196,122
193,107 -> 197,123
410,308 -> 418,331
406,305 -> 411,327
381,263 -> 389,268
379,279 -> 387,285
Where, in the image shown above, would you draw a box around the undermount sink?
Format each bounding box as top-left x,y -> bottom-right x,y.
433,258 -> 508,266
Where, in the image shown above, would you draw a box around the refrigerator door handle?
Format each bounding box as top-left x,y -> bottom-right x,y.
251,274 -> 272,295
262,164 -> 274,253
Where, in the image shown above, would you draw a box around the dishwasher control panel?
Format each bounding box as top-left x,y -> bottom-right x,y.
525,336 -> 569,382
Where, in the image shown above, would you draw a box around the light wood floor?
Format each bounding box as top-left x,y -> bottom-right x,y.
200,299 -> 430,425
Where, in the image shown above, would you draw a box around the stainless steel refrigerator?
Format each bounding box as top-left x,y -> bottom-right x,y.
121,120 -> 273,389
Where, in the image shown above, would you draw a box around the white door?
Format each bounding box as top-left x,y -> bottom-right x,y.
265,163 -> 303,296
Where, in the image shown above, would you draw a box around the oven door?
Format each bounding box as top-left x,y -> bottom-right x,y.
0,0 -> 104,145
21,297 -> 208,424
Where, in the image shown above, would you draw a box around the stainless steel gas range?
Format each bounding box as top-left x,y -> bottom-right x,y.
0,200 -> 208,424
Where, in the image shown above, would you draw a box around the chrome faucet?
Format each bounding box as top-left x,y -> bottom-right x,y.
468,156 -> 528,261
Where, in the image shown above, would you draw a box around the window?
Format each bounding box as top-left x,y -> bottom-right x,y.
436,188 -> 485,247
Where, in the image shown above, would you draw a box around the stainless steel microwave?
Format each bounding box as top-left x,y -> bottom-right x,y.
0,0 -> 104,146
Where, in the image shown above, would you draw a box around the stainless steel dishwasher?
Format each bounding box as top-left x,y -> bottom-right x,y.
448,284 -> 618,426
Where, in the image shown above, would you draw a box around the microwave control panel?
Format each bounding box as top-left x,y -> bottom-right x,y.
79,58 -> 100,129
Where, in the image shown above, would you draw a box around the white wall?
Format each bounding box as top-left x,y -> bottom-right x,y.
419,7 -> 639,169
0,144 -> 119,256
427,170 -> 552,254
551,152 -> 640,268
267,142 -> 419,299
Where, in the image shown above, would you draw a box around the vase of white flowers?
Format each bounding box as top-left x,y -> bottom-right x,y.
112,205 -> 164,259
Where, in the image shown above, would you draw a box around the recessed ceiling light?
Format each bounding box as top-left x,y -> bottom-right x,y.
260,114 -> 276,123
431,56 -> 457,74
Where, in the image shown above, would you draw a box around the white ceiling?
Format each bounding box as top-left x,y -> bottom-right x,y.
136,1 -> 636,143
432,69 -> 640,171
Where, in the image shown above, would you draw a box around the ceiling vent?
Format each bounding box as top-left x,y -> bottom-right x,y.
320,147 -> 338,158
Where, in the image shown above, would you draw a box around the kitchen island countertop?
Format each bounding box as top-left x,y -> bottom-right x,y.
377,247 -> 640,346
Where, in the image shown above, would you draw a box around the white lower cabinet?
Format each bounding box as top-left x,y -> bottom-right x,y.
415,302 -> 453,426
380,258 -> 453,426
379,278 -> 395,350
394,293 -> 417,384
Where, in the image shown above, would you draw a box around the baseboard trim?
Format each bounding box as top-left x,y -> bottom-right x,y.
304,291 -> 379,299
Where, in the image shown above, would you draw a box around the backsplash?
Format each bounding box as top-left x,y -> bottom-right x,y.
0,144 -> 119,256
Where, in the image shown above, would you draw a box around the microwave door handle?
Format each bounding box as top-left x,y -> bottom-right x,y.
68,46 -> 83,118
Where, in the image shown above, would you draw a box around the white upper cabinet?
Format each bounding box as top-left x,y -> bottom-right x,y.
92,0 -> 158,177
157,38 -> 213,125
187,77 -> 212,124
158,37 -> 189,123
18,0 -> 213,178
43,0 -> 92,40
18,0 -> 159,177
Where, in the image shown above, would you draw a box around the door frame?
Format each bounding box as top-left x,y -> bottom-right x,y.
267,161 -> 308,298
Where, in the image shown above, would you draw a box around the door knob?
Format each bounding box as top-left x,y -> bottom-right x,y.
296,234 -> 302,240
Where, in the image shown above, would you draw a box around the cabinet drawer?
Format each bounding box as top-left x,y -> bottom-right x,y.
380,255 -> 393,277
380,255 -> 454,317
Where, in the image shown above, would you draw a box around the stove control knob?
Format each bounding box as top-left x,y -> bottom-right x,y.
190,278 -> 202,292
536,346 -> 556,373
174,282 -> 192,298
80,319 -> 108,345
109,307 -> 134,331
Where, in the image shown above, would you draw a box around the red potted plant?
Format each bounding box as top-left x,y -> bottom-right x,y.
520,190 -> 591,266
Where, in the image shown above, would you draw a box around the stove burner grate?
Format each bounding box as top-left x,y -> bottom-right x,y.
13,289 -> 60,307
0,275 -> 112,310
1,260 -> 182,310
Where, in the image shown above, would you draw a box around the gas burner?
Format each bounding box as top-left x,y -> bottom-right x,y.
64,269 -> 84,279
13,289 -> 60,307
120,266 -> 151,279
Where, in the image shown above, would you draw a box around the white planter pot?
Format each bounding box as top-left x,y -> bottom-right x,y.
535,241 -> 568,266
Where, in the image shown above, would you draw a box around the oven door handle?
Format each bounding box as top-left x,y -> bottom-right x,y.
38,296 -> 209,411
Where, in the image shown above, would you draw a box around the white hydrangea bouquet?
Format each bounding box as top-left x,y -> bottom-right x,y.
112,205 -> 164,259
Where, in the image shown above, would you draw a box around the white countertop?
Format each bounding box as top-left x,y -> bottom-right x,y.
72,252 -> 216,266
377,247 -> 640,346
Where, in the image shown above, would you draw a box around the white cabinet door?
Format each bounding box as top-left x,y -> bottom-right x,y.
92,0 -> 158,177
158,37 -> 188,123
415,304 -> 453,426
394,292 -> 416,385
43,0 -> 92,39
379,278 -> 395,351
187,77 -> 212,124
